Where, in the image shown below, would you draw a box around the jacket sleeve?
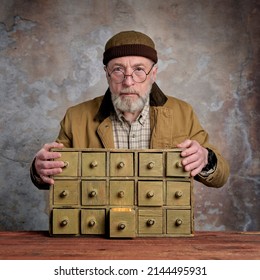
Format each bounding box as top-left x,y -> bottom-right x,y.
30,158 -> 50,190
188,109 -> 230,188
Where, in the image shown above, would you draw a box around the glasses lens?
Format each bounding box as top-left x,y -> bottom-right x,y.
132,69 -> 146,83
110,70 -> 125,83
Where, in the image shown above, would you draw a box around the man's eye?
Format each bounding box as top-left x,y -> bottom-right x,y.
135,67 -> 144,72
113,67 -> 124,72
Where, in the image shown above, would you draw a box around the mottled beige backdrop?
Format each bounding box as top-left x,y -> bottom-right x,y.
0,0 -> 259,231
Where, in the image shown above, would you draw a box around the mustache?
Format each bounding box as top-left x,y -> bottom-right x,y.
120,88 -> 140,95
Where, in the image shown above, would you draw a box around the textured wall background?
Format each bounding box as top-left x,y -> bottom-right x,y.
0,0 -> 259,231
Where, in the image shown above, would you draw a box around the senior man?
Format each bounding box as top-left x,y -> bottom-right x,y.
30,30 -> 229,189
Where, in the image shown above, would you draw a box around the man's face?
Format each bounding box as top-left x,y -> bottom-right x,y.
105,56 -> 157,113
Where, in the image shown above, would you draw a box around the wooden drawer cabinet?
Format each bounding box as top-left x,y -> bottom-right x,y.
50,148 -> 193,237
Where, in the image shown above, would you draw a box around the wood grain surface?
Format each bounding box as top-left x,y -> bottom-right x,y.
0,231 -> 259,260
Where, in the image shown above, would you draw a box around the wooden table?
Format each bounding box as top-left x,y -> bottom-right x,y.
0,231 -> 259,260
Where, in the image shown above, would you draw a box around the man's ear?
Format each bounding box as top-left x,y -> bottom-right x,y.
151,65 -> 158,82
104,66 -> 110,82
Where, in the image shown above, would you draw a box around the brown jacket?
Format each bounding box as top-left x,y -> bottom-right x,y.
54,83 -> 229,188
31,83 -> 229,189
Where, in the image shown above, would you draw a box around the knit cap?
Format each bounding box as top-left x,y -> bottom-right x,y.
103,31 -> 158,65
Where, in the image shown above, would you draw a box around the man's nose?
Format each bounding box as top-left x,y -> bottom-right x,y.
122,74 -> 135,86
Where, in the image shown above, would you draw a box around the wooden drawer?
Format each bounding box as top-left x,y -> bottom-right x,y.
166,181 -> 191,206
109,208 -> 136,238
81,180 -> 107,206
167,209 -> 191,235
82,152 -> 106,177
54,151 -> 79,177
53,180 -> 80,205
138,152 -> 163,177
166,151 -> 190,177
110,152 -> 134,177
109,180 -> 134,206
52,209 -> 79,235
81,209 -> 106,235
138,181 -> 163,206
138,209 -> 163,235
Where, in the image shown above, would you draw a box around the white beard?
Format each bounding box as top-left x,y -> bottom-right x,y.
111,86 -> 151,113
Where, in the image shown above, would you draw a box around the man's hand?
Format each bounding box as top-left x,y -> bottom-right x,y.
177,139 -> 208,177
34,142 -> 65,185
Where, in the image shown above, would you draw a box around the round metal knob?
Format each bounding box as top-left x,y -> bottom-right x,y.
89,190 -> 97,197
175,218 -> 183,226
118,191 -> 125,198
147,161 -> 155,169
146,219 -> 155,226
118,223 -> 126,230
176,161 -> 183,168
60,219 -> 68,227
117,162 -> 125,169
90,161 -> 98,168
60,190 -> 68,198
63,161 -> 69,168
88,220 -> 96,227
146,191 -> 154,198
175,191 -> 183,198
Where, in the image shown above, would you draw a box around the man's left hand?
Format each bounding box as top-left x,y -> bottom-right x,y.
176,139 -> 208,177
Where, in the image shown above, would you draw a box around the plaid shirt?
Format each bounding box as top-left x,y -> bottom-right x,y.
110,98 -> 150,149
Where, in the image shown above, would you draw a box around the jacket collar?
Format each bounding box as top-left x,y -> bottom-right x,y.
94,82 -> 168,122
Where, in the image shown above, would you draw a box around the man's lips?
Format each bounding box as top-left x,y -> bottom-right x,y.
120,92 -> 139,97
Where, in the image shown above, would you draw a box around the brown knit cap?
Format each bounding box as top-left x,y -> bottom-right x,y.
103,31 -> 158,65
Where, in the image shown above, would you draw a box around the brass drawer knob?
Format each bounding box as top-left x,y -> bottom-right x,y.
60,190 -> 68,197
89,190 -> 97,197
146,219 -> 155,226
146,191 -> 154,198
176,161 -> 183,168
117,161 -> 125,169
118,191 -> 125,198
60,219 -> 68,227
175,191 -> 183,198
88,220 -> 96,227
175,218 -> 183,226
63,161 -> 69,168
118,223 -> 126,230
147,161 -> 155,169
90,161 -> 98,168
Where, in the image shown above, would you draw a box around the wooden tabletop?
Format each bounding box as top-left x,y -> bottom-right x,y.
0,231 -> 259,260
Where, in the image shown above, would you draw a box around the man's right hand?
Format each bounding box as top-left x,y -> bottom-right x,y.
34,142 -> 65,185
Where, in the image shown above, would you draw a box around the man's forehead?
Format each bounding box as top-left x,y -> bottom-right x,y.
108,56 -> 152,67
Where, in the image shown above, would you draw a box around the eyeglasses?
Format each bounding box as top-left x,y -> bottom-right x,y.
107,64 -> 155,84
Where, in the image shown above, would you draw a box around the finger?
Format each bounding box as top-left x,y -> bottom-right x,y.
37,160 -> 65,170
176,139 -> 192,149
40,175 -> 55,185
43,142 -> 64,151
40,167 -> 63,177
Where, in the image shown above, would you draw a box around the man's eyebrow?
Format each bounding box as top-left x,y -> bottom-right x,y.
111,63 -> 146,68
